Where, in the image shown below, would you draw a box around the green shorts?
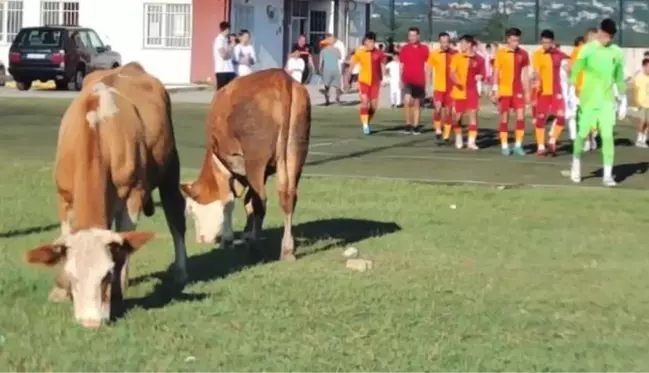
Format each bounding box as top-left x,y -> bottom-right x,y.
578,105 -> 615,138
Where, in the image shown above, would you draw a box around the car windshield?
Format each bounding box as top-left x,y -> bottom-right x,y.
15,29 -> 63,47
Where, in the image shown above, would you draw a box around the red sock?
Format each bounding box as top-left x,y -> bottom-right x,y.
499,121 -> 508,146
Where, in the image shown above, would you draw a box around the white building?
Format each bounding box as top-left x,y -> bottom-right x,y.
0,0 -> 373,84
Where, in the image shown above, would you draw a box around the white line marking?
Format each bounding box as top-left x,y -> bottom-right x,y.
309,138 -> 359,149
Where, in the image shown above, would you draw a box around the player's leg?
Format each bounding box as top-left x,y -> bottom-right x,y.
368,84 -> 380,126
598,107 -> 616,186
498,97 -> 511,155
568,104 -> 579,141
635,109 -> 648,147
411,85 -> 425,135
512,98 -> 526,156
570,107 -> 598,183
534,96 -> 549,155
403,85 -> 413,133
453,100 -> 465,149
467,109 -> 479,150
432,91 -> 443,136
548,97 -> 566,154
442,94 -> 454,141
358,83 -> 372,135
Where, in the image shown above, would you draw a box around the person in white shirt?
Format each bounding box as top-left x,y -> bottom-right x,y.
233,29 -> 256,77
213,21 -> 236,90
285,50 -> 305,82
384,54 -> 402,108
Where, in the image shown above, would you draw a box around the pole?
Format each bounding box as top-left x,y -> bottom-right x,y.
428,0 -> 433,41
389,0 -> 395,40
618,0 -> 624,45
534,0 -> 540,40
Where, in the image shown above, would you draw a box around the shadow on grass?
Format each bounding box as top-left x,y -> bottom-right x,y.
123,218 -> 401,314
585,161 -> 649,183
0,223 -> 59,238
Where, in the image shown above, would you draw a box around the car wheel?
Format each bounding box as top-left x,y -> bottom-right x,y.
73,69 -> 85,91
0,67 -> 5,87
16,80 -> 32,91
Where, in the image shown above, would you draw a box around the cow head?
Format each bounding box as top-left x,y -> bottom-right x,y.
181,153 -> 246,244
25,229 -> 155,329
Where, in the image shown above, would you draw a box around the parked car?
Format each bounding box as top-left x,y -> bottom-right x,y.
8,26 -> 121,91
0,61 -> 6,86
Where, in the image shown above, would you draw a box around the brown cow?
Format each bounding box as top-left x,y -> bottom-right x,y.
24,62 -> 188,328
181,68 -> 310,260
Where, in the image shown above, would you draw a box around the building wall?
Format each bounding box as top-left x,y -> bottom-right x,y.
190,0 -> 228,82
230,0 -> 283,72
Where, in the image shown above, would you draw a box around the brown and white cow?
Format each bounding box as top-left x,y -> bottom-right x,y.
181,68 -> 311,260
24,62 -> 188,328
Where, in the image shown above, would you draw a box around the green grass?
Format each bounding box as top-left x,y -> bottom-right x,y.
1,98 -> 649,371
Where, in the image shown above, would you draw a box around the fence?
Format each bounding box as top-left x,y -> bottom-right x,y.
369,0 -> 649,47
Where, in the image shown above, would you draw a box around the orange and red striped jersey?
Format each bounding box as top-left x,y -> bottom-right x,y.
493,46 -> 530,97
570,44 -> 585,95
450,52 -> 485,100
532,47 -> 569,96
350,47 -> 386,86
427,48 -> 457,92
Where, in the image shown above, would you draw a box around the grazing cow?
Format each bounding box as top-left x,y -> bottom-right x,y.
24,62 -> 188,328
181,68 -> 311,260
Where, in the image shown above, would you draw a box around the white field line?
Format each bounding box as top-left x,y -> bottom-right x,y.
308,138 -> 359,149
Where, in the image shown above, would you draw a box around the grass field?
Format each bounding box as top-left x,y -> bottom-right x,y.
1,97 -> 649,371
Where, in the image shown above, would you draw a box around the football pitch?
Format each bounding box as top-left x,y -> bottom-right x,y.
1,98 -> 649,371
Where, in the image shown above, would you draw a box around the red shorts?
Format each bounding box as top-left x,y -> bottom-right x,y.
432,90 -> 453,107
358,83 -> 380,100
453,95 -> 479,113
536,93 -> 565,115
498,94 -> 525,112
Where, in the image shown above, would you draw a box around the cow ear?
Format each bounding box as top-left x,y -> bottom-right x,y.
25,243 -> 67,267
112,231 -> 156,257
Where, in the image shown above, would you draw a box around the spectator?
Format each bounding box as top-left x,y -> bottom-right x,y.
319,35 -> 343,105
291,34 -> 315,84
213,21 -> 236,90
234,29 -> 256,77
285,50 -> 306,83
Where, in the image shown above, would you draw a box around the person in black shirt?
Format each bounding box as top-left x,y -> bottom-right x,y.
291,34 -> 315,84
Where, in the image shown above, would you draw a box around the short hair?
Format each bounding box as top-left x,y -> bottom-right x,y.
600,18 -> 617,36
643,58 -> 649,66
438,32 -> 450,39
408,27 -> 420,35
459,34 -> 475,44
644,50 -> 649,57
364,31 -> 377,41
505,27 -> 522,38
574,36 -> 585,46
540,29 -> 554,40
219,21 -> 230,32
239,29 -> 250,36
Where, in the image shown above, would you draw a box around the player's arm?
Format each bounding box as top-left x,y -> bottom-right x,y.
343,52 -> 358,90
614,50 -> 626,96
449,55 -> 461,88
569,44 -> 589,85
530,52 -> 542,89
491,51 -> 501,97
521,53 -> 531,102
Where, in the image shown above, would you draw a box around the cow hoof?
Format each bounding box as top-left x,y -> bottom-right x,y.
280,253 -> 297,262
48,287 -> 70,303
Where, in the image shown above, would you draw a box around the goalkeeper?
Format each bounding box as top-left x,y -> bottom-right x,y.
568,18 -> 627,187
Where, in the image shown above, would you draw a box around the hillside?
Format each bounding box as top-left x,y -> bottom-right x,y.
369,0 -> 649,47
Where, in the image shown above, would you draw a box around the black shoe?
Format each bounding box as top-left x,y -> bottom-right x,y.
412,126 -> 422,135
401,126 -> 412,134
435,132 -> 443,140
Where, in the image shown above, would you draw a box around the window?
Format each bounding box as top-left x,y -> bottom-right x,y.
309,10 -> 327,52
144,3 -> 191,49
232,4 -> 254,35
0,0 -> 23,44
291,0 -> 308,18
40,1 -> 79,26
15,28 -> 62,47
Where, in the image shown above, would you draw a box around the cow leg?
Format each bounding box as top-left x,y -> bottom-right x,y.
49,196 -> 73,303
158,153 -> 188,285
275,164 -> 298,262
242,171 -> 267,248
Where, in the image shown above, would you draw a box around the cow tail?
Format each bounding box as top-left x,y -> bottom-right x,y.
285,81 -> 311,194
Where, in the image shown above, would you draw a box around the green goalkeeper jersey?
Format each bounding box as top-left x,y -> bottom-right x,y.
570,40 -> 626,109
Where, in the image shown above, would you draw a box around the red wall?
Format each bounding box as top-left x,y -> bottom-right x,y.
191,0 -> 230,83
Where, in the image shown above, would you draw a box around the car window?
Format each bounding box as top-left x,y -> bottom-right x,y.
15,29 -> 63,47
77,31 -> 93,50
86,30 -> 105,49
